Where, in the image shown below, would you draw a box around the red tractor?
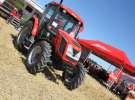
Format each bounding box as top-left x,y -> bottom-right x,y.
16,0 -> 85,90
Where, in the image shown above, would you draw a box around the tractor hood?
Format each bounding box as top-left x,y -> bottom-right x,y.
53,29 -> 81,66
58,29 -> 81,49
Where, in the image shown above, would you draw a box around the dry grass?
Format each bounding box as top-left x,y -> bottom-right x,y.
0,17 -> 119,100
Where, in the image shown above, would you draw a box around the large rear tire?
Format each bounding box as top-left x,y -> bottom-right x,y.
26,41 -> 52,74
63,63 -> 86,90
16,21 -> 33,51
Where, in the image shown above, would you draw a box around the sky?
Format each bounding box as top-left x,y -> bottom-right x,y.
36,0 -> 135,68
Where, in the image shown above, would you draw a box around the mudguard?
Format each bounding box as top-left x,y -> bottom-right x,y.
31,16 -> 39,37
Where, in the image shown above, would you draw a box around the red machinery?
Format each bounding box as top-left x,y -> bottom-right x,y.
16,0 -> 85,90
0,0 -> 16,18
7,7 -> 21,27
108,69 -> 123,83
78,39 -> 135,95
128,84 -> 135,91
10,7 -> 17,17
78,39 -> 135,76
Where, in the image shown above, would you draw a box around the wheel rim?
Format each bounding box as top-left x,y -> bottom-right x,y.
65,70 -> 76,83
28,46 -> 42,65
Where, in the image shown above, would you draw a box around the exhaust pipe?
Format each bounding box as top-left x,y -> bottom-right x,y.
60,0 -> 63,4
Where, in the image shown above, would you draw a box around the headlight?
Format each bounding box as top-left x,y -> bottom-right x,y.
66,45 -> 81,61
52,21 -> 58,28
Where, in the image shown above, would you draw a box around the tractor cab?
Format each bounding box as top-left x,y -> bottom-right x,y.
37,2 -> 84,66
40,2 -> 83,39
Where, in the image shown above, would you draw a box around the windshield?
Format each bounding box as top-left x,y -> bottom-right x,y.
41,5 -> 80,38
53,8 -> 80,37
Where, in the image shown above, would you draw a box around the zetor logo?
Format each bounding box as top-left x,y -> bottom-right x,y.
92,44 -> 111,53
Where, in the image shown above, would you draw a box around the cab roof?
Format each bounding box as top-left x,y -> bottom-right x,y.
50,2 -> 84,31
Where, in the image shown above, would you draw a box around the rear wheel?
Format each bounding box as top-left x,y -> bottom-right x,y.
27,41 -> 52,74
16,21 -> 33,51
63,63 -> 86,90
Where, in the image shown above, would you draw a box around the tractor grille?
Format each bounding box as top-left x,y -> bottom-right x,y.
0,1 -> 14,14
10,17 -> 20,27
59,38 -> 67,55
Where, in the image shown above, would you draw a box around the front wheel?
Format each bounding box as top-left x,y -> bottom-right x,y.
16,21 -> 33,51
26,41 -> 52,74
62,63 -> 86,90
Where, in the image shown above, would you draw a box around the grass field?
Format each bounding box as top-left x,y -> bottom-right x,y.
0,17 -> 119,100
